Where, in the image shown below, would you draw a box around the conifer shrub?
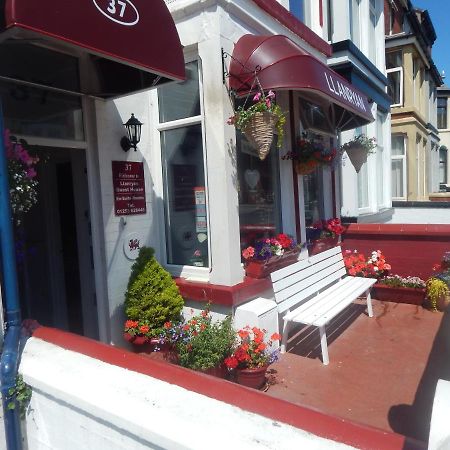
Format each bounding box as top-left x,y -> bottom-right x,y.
124,247 -> 184,336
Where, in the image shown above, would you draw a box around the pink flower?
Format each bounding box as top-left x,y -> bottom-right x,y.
227,116 -> 236,125
265,98 -> 271,108
253,92 -> 262,102
26,168 -> 37,179
242,246 -> 255,260
267,90 -> 275,99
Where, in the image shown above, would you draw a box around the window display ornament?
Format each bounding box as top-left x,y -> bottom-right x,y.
121,113 -> 143,152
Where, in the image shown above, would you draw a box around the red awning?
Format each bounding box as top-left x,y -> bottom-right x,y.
229,35 -> 373,131
2,0 -> 185,97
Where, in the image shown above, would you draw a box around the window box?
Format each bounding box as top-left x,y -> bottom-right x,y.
372,284 -> 426,306
244,248 -> 300,279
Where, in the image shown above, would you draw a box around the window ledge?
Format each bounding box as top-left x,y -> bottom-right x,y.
174,276 -> 272,307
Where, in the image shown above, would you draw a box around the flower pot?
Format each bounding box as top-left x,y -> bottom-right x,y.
244,248 -> 300,279
424,294 -> 450,312
236,366 -> 268,389
124,333 -> 177,362
308,236 -> 339,256
345,145 -> 368,173
199,364 -> 227,379
295,160 -> 317,175
372,284 -> 426,305
242,111 -> 278,161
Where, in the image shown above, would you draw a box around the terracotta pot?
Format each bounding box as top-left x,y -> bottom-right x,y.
244,248 -> 300,279
124,333 -> 177,362
424,294 -> 450,312
236,366 -> 268,389
308,236 -> 339,256
372,285 -> 426,305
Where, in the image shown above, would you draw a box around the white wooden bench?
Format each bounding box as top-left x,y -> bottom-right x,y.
270,246 -> 376,365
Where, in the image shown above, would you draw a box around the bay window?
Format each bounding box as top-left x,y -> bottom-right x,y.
391,134 -> 406,199
386,50 -> 403,106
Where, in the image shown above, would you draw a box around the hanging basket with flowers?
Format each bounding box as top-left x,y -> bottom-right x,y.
340,134 -> 377,173
228,89 -> 286,161
282,132 -> 337,175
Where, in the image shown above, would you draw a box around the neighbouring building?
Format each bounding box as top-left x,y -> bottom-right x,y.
385,0 -> 443,201
2,0 -> 376,345
437,85 -> 450,190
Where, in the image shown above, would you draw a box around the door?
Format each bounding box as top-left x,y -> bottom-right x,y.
17,146 -> 98,338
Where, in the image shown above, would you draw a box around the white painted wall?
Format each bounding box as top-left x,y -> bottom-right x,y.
429,379 -> 450,450
387,207 -> 450,224
19,337 -> 356,450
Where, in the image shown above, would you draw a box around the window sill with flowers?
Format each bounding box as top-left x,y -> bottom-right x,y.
306,218 -> 345,255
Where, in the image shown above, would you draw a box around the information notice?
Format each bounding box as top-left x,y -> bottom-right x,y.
112,161 -> 146,216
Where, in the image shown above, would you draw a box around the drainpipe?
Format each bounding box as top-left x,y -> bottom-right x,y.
0,104 -> 23,450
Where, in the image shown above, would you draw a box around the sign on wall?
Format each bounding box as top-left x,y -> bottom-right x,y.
112,161 -> 146,216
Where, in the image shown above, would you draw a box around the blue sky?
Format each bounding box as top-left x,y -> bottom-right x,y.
414,0 -> 450,84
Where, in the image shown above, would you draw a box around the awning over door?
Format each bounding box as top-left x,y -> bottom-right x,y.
229,35 -> 373,131
2,0 -> 185,97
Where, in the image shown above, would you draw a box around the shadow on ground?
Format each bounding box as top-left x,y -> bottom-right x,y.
388,308 -> 450,443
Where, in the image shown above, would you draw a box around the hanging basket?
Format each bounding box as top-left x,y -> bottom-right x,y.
242,111 -> 278,161
294,160 -> 318,175
345,145 -> 368,173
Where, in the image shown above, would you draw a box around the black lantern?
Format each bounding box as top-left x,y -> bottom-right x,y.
121,113 -> 143,152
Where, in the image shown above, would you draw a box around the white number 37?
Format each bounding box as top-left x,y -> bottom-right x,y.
107,0 -> 127,17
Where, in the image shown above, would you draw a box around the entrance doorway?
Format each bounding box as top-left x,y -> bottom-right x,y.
17,146 -> 98,339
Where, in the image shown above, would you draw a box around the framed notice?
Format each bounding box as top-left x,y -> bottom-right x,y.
194,187 -> 207,233
112,161 -> 146,216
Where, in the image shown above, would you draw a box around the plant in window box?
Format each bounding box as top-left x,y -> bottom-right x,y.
282,133 -> 337,175
307,218 -> 345,255
373,274 -> 426,305
340,134 -> 377,173
242,233 -> 301,279
228,90 -> 286,161
123,246 -> 184,356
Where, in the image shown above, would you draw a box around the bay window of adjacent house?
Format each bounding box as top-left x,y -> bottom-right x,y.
386,50 -> 403,106
391,135 -> 406,199
157,60 -> 210,268
438,97 -> 447,129
440,147 -> 448,184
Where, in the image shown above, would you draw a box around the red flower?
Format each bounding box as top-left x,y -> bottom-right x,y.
163,321 -> 172,329
139,325 -> 150,334
224,356 -> 238,369
270,333 -> 281,341
125,320 -> 138,329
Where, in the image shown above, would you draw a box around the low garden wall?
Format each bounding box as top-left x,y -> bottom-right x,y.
17,327 -> 421,450
342,224 -> 450,281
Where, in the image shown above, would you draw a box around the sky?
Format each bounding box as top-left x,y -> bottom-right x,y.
414,0 -> 450,84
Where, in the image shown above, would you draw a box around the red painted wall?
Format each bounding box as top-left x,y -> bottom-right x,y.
342,224 -> 450,281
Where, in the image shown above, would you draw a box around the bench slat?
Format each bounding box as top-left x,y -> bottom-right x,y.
287,277 -> 376,326
270,246 -> 342,283
272,253 -> 343,295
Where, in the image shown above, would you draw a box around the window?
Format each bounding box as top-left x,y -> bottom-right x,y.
440,146 -> 448,184
386,50 -> 403,106
391,135 -> 406,199
298,97 -> 333,135
158,61 -> 209,268
237,133 -> 282,253
369,0 -> 377,63
376,113 -> 385,206
350,0 -> 362,49
289,0 -> 305,21
438,97 -> 447,129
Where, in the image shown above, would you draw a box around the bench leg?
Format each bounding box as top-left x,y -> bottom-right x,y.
366,290 -> 374,318
281,320 -> 291,354
318,326 -> 329,365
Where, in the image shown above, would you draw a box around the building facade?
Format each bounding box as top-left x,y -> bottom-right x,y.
2,0 -> 375,344
385,0 -> 443,201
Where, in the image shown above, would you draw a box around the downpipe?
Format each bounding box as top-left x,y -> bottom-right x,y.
0,103 -> 23,450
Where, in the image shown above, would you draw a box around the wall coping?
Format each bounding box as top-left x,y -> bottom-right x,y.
344,223 -> 450,238
30,326 -> 425,450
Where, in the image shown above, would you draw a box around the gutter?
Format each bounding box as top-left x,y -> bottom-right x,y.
0,104 -> 23,450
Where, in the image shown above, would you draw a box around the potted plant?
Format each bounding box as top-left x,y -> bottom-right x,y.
340,134 -> 377,173
123,246 -> 184,354
307,218 -> 345,255
224,327 -> 281,389
228,90 -> 286,160
176,309 -> 235,378
425,271 -> 450,311
373,275 -> 426,305
241,233 -> 301,278
282,132 -> 338,175
343,249 -> 391,279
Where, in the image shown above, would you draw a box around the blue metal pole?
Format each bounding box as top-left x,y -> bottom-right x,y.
0,102 -> 23,450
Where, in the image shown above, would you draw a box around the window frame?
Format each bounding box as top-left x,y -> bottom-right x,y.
391,134 -> 407,201
437,97 -> 448,130
156,57 -> 211,276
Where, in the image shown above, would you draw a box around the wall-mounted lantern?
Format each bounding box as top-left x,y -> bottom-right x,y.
120,113 -> 143,152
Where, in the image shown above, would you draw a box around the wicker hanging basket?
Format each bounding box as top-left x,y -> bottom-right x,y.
294,160 -> 318,175
242,111 -> 278,160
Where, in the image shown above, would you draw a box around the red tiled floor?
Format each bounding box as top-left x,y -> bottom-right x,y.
266,299 -> 449,443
